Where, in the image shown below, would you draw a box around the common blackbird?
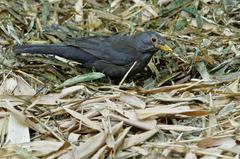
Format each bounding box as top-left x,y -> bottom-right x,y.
13,31 -> 172,78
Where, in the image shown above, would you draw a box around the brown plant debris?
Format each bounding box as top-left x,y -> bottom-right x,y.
0,0 -> 240,158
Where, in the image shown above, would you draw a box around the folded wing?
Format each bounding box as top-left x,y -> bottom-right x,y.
65,35 -> 140,66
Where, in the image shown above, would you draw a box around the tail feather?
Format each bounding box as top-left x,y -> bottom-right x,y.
13,44 -> 96,63
14,44 -> 69,55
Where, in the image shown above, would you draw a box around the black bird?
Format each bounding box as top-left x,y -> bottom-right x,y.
13,31 -> 172,78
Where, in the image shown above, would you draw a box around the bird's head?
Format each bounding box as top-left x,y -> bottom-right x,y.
134,31 -> 172,53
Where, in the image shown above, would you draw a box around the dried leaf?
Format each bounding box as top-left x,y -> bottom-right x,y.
123,130 -> 157,149
197,137 -> 236,149
157,124 -> 200,132
6,112 -> 30,144
64,108 -> 102,131
120,93 -> 146,109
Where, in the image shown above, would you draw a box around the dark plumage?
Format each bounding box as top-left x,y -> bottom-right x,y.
13,31 -> 172,77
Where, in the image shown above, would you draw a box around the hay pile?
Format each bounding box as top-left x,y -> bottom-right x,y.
0,0 -> 239,158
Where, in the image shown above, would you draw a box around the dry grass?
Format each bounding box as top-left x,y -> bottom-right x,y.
0,0 -> 240,158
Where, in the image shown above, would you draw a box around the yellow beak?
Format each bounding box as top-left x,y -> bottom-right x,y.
156,44 -> 173,53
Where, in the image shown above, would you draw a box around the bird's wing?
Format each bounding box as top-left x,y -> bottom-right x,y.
64,35 -> 140,65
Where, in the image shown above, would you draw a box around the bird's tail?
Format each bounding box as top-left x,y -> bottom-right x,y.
14,44 -> 70,56
13,44 -> 93,63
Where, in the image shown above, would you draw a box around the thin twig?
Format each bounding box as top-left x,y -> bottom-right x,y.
118,61 -> 137,87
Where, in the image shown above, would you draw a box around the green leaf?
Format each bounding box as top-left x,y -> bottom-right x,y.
174,17 -> 188,31
183,5 -> 202,29
16,147 -> 38,159
195,13 -> 202,29
39,0 -> 50,25
57,72 -> 105,88
196,62 -> 211,81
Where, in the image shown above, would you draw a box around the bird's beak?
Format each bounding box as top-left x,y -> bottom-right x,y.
155,43 -> 173,53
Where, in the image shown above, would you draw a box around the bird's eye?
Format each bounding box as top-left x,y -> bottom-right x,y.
151,37 -> 157,43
